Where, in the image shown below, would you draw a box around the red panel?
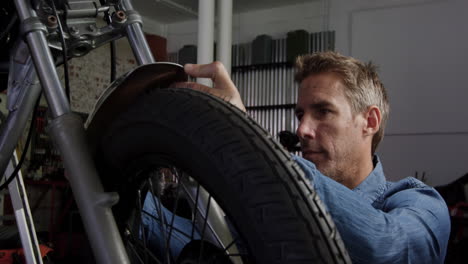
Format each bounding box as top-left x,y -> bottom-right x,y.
145,34 -> 168,61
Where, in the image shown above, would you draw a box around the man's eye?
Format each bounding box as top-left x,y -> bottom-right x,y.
295,113 -> 303,121
319,109 -> 331,115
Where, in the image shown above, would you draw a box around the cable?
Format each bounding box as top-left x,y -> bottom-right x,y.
100,1 -> 117,82
0,95 -> 42,191
110,40 -> 116,82
50,0 -> 71,102
0,13 -> 17,42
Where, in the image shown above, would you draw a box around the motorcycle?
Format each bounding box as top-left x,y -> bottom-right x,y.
0,1 -> 350,263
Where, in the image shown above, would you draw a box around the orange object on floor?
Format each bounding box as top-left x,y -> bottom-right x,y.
0,244 -> 52,264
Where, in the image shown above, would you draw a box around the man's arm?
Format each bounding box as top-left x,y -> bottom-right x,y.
294,155 -> 450,264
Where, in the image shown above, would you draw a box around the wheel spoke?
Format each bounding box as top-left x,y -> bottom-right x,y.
126,231 -> 163,264
225,253 -> 249,257
223,238 -> 238,253
137,190 -> 149,263
205,234 -> 243,264
148,173 -> 172,263
165,168 -> 183,253
198,194 -> 212,264
141,209 -> 161,222
125,166 -> 251,264
141,209 -> 193,239
190,183 -> 201,240
127,241 -> 145,264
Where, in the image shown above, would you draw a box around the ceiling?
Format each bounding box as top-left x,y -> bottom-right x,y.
132,0 -> 313,24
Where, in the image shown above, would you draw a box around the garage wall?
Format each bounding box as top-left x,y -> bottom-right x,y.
165,1 -> 325,53
61,39 -> 136,114
150,0 -> 467,186
328,0 -> 468,186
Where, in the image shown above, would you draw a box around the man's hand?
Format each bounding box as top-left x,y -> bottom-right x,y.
172,61 -> 247,112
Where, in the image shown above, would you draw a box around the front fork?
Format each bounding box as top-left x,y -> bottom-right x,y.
11,0 -> 155,263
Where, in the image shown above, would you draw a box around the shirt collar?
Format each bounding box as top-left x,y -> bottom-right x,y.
352,155 -> 387,204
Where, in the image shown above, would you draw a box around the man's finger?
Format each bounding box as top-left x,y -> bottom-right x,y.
184,62 -> 229,80
184,63 -> 212,78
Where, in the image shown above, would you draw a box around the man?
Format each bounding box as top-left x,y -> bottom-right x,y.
178,51 -> 450,263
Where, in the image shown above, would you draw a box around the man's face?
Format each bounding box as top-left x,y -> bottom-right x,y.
295,72 -> 367,184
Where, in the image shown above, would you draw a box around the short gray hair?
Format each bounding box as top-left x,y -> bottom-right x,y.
295,51 -> 390,154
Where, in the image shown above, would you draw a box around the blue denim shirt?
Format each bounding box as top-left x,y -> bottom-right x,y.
292,155 -> 450,264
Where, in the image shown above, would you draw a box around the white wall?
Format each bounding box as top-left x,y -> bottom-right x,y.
328,0 -> 468,186
165,2 -> 324,53
151,0 -> 468,186
141,15 -> 168,37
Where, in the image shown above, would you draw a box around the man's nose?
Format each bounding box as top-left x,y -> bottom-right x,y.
296,119 -> 316,140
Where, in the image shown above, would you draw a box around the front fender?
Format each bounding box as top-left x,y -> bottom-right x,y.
85,62 -> 187,153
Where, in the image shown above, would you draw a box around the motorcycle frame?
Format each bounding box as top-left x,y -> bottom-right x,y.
1,0 -> 155,263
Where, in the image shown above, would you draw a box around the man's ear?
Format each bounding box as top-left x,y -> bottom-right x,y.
363,106 -> 381,136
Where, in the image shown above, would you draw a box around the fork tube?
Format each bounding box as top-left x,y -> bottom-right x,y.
119,0 -> 155,65
26,33 -> 70,117
47,113 -> 130,264
125,23 -> 155,65
14,0 -> 69,118
14,0 -> 131,263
